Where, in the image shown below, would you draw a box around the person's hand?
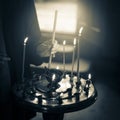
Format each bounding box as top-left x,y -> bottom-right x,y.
51,40 -> 60,55
36,39 -> 60,58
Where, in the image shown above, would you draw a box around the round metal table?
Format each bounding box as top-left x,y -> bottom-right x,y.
13,69 -> 97,120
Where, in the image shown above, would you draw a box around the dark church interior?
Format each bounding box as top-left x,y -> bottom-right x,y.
0,0 -> 120,120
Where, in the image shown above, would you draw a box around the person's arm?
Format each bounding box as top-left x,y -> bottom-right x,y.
36,39 -> 52,57
28,36 -> 59,65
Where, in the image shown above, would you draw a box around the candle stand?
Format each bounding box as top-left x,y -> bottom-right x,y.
13,26 -> 97,120
13,68 -> 97,120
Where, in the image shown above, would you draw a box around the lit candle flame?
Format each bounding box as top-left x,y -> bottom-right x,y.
52,74 -> 56,81
73,38 -> 76,45
24,37 -> 28,44
63,40 -> 66,45
56,66 -> 59,70
79,27 -> 84,36
88,73 -> 91,80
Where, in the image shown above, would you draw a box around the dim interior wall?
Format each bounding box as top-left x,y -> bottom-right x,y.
0,4 -> 12,119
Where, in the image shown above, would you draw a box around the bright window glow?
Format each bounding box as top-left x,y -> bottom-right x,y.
34,1 -> 78,34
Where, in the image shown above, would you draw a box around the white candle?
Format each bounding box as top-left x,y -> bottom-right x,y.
22,37 -> 29,83
77,27 -> 84,82
63,40 -> 66,74
52,10 -> 58,44
77,38 -> 80,82
71,38 -> 76,77
48,10 -> 58,69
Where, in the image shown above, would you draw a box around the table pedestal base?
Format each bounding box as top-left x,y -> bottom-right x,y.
42,113 -> 64,120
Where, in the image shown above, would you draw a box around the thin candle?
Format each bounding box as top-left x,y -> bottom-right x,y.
52,10 -> 58,44
63,40 -> 66,74
71,38 -> 76,77
48,10 -> 58,69
77,27 -> 84,82
22,37 -> 28,83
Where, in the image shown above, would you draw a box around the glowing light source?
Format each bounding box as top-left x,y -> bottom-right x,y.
56,66 -> 59,70
24,37 -> 28,44
63,40 -> 66,45
52,74 -> 56,81
79,27 -> 84,36
88,73 -> 91,80
34,1 -> 78,34
73,38 -> 77,45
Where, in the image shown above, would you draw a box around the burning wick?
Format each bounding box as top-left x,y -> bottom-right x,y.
63,40 -> 66,74
52,74 -> 56,81
24,37 -> 28,45
63,40 -> 66,45
79,27 -> 84,36
88,73 -> 91,80
56,66 -> 59,70
73,38 -> 77,45
71,38 -> 76,77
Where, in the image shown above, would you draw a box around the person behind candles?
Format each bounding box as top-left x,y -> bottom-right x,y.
2,0 -> 59,120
